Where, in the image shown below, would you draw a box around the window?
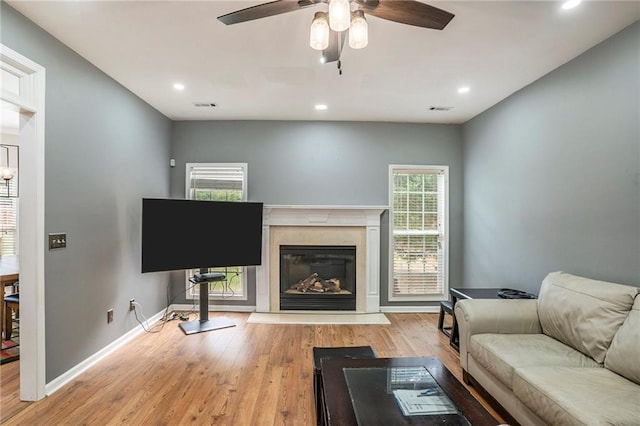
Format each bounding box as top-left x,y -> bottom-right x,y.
185,163 -> 248,300
0,196 -> 17,256
389,165 -> 448,301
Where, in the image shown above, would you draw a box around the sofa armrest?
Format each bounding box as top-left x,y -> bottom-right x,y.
455,299 -> 542,371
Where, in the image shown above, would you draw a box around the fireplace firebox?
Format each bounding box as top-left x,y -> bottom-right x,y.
280,245 -> 356,311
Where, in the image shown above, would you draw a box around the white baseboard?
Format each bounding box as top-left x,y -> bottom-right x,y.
44,308 -> 166,396
380,305 -> 440,313
170,304 -> 256,313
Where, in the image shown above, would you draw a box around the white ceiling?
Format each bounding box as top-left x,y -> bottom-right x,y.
7,1 -> 640,124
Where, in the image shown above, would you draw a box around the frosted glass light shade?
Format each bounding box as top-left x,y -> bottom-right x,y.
310,12 -> 330,50
348,11 -> 368,49
329,0 -> 351,32
1,168 -> 14,181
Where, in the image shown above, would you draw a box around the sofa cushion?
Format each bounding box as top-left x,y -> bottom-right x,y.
537,272 -> 638,363
513,366 -> 640,426
469,333 -> 599,390
605,295 -> 640,384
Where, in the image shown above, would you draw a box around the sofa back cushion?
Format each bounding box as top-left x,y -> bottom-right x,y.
605,295 -> 640,384
538,272 -> 638,363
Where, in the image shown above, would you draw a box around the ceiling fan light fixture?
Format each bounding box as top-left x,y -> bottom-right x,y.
349,10 -> 368,49
329,0 -> 351,32
310,12 -> 330,51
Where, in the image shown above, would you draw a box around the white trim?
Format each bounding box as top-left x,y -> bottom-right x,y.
170,303 -> 256,313
388,165 -> 450,303
379,305 -> 440,313
255,205 -> 386,313
255,224 -> 270,312
0,54 -> 37,111
366,226 -> 381,313
44,308 -> 166,396
184,162 -> 248,202
1,44 -> 46,401
387,294 -> 449,302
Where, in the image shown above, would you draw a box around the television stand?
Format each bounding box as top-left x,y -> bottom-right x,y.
180,271 -> 236,335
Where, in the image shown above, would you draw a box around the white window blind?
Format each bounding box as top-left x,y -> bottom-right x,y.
188,165 -> 245,202
185,163 -> 248,299
390,166 -> 448,299
0,194 -> 17,257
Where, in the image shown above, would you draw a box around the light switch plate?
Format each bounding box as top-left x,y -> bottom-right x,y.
49,233 -> 67,249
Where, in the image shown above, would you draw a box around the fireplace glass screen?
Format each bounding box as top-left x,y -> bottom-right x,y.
280,245 -> 356,311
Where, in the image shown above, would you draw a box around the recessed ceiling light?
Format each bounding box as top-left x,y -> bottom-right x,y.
562,0 -> 582,10
173,83 -> 185,91
457,86 -> 470,94
315,104 -> 328,111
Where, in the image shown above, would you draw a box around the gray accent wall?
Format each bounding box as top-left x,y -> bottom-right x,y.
2,4 -> 172,381
170,121 -> 463,306
462,22 -> 640,293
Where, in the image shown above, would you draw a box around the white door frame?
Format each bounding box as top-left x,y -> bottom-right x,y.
1,44 -> 46,401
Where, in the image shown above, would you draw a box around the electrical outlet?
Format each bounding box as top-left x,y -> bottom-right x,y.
107,309 -> 114,323
129,299 -> 135,311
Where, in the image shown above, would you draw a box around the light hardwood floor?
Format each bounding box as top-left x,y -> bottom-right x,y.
1,312 -> 504,425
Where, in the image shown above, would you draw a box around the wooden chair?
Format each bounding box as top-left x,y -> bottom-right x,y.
3,288 -> 19,340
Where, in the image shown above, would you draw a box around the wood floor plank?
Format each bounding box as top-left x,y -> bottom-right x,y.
1,313 -> 504,425
0,361 -> 30,422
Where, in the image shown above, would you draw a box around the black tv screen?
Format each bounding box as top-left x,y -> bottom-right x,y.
141,198 -> 263,273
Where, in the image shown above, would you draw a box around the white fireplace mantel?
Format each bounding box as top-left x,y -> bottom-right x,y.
255,205 -> 387,313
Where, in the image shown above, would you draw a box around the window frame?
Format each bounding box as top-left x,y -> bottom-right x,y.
184,162 -> 249,301
388,165 -> 449,302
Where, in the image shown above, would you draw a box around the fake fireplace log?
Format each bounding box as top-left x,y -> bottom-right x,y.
286,273 -> 352,294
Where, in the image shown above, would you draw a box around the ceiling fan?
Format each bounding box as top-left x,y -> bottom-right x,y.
218,0 -> 454,63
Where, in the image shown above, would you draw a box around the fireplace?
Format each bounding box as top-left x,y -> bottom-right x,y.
280,245 -> 356,311
256,205 -> 386,313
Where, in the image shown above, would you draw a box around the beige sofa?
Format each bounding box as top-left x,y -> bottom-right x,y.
455,272 -> 640,426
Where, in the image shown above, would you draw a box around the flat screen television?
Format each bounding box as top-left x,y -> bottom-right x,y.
141,198 -> 263,273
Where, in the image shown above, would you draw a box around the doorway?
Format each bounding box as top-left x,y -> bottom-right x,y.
0,44 -> 46,403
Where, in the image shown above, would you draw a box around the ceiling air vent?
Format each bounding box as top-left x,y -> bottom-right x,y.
429,106 -> 453,111
193,102 -> 217,108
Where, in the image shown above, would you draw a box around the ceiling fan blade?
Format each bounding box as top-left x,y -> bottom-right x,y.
359,0 -> 454,30
218,0 -> 317,25
322,30 -> 346,63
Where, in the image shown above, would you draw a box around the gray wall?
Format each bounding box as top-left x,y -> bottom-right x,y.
462,22 -> 640,293
1,4 -> 172,381
170,121 -> 463,306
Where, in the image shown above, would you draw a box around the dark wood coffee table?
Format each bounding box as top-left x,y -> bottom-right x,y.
321,356 -> 497,425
